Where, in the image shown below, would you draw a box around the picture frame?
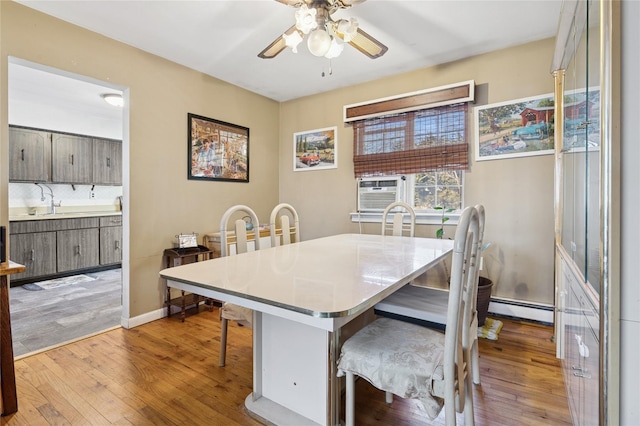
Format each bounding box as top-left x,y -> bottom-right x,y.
293,126 -> 337,172
188,113 -> 249,182
474,93 -> 555,161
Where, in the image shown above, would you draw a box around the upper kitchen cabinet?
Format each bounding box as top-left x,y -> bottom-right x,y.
51,132 -> 93,184
92,138 -> 122,185
8,126 -> 51,182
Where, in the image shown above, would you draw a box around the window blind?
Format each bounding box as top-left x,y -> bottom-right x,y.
352,102 -> 469,178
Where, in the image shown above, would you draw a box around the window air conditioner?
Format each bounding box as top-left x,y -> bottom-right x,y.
357,177 -> 403,212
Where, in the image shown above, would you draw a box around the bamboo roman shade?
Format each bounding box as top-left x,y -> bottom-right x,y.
352,102 -> 469,178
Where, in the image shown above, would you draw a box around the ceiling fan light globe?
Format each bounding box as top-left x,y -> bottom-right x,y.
307,29 -> 332,56
295,5 -> 318,34
284,30 -> 303,53
324,37 -> 343,59
337,18 -> 358,42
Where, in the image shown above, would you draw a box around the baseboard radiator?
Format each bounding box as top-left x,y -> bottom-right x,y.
488,297 -> 555,325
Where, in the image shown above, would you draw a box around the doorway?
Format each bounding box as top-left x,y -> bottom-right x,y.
7,58 -> 129,357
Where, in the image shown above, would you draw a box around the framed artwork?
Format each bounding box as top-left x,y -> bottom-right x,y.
293,126 -> 337,172
188,113 -> 249,182
475,93 -> 555,161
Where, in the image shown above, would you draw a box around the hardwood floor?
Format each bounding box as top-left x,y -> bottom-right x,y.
2,307 -> 571,425
9,269 -> 122,357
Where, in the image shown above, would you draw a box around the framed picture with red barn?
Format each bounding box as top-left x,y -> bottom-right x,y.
474,93 -> 555,161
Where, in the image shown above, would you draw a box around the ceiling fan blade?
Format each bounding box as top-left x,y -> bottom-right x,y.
344,27 -> 388,59
258,25 -> 298,59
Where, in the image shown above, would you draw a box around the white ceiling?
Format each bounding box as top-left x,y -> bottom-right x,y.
14,0 -> 564,103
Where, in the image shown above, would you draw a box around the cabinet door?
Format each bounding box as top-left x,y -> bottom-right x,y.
51,133 -> 93,184
9,232 -> 57,280
57,228 -> 99,272
8,127 -> 51,182
100,226 -> 122,265
93,139 -> 122,185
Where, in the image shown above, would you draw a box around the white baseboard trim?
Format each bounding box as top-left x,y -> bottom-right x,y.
488,297 -> 554,324
121,307 -> 166,329
120,298 -> 554,329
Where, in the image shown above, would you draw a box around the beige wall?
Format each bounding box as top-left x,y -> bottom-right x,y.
0,2 -> 281,317
279,38 -> 557,304
1,1 -> 558,318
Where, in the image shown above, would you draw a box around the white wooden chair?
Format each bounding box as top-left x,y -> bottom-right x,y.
269,203 -> 299,247
218,204 -> 261,367
374,204 -> 485,385
381,201 -> 415,237
337,206 -> 479,426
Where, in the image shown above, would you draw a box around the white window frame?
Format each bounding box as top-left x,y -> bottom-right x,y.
350,172 -> 465,226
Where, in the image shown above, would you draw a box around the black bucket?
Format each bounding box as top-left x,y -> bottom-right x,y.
477,277 -> 493,326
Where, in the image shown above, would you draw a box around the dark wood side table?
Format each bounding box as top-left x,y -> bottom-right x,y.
1,261 -> 26,416
163,245 -> 219,322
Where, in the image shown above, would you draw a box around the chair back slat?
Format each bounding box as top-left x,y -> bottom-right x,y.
219,205 -> 260,257
381,202 -> 415,237
269,203 -> 300,247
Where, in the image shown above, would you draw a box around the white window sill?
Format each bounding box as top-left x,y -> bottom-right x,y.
350,211 -> 461,226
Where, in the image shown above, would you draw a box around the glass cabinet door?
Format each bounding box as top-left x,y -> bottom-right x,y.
561,0 -> 601,296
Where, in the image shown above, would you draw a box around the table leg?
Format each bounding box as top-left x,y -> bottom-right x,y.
0,275 -> 18,415
180,290 -> 186,322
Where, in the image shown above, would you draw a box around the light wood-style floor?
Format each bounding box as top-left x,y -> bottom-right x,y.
2,306 -> 571,425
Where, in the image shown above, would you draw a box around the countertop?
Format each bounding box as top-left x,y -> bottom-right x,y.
9,211 -> 122,222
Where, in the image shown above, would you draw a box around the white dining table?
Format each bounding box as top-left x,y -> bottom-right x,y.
160,233 -> 454,426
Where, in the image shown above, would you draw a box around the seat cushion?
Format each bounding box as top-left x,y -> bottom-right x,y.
374,285 -> 449,327
337,317 -> 445,420
221,303 -> 253,328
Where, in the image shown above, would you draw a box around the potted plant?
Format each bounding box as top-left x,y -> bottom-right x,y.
434,207 -> 494,325
434,206 -> 455,239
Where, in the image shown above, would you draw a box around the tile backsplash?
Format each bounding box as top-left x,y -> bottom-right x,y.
9,182 -> 123,212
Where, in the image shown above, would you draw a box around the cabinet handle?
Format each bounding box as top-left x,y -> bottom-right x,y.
21,149 -> 25,161
107,157 -> 111,168
573,371 -> 592,379
76,244 -> 82,256
70,154 -> 74,165
571,365 -> 587,372
115,240 -> 120,250
30,249 -> 35,262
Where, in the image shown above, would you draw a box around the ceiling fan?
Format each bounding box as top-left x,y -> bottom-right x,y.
258,0 -> 388,60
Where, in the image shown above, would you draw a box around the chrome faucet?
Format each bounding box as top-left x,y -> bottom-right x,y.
35,183 -> 58,214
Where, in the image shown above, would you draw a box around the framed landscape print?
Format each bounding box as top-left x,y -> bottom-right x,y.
475,93 -> 555,161
293,126 -> 337,172
188,113 -> 249,182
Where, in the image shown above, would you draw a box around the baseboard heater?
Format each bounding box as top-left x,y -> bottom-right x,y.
487,297 -> 554,325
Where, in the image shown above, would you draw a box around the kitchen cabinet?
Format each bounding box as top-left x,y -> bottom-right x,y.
9,126 -> 122,185
51,132 -> 93,184
93,138 -> 122,185
8,126 -> 51,182
57,228 -> 100,273
99,216 -> 122,265
9,231 -> 57,280
9,215 -> 121,284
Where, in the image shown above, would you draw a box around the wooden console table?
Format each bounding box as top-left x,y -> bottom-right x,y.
163,246 -> 219,321
1,261 -> 26,416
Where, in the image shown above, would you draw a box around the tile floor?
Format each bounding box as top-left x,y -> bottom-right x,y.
9,268 -> 122,357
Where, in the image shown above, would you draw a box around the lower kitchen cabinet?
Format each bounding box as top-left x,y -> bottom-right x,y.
9,231 -> 57,280
9,215 -> 121,284
100,226 -> 122,265
57,228 -> 100,273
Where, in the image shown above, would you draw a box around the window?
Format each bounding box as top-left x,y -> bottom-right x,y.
352,103 -> 469,178
410,171 -> 464,211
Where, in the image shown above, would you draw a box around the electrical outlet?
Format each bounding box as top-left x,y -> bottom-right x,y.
90,191 -> 95,199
